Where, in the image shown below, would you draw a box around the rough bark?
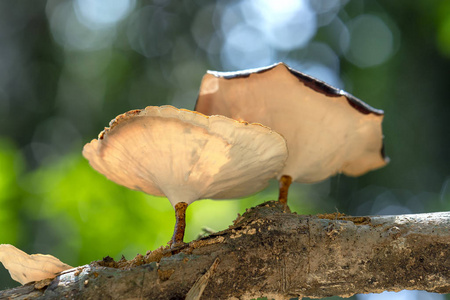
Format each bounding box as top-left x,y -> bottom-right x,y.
1,201 -> 449,299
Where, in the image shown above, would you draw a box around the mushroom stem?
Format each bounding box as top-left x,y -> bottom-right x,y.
171,202 -> 189,247
278,175 -> 292,205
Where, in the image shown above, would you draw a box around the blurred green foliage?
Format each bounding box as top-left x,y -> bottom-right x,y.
0,140 -> 23,246
0,1 -> 448,298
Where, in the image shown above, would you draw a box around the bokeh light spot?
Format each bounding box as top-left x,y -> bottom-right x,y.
191,4 -> 220,54
311,0 -> 343,26
345,14 -> 394,68
74,0 -> 135,29
244,0 -> 317,50
47,1 -> 116,51
220,0 -> 319,69
126,6 -> 175,58
221,24 -> 274,70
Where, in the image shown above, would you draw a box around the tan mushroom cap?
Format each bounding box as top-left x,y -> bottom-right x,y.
83,105 -> 288,207
0,244 -> 72,285
195,63 -> 388,183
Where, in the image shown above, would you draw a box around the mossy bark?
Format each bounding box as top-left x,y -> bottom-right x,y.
1,201 -> 449,299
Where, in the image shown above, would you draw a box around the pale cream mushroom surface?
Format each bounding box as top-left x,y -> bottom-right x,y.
83,105 -> 288,245
0,244 -> 72,285
195,63 -> 389,203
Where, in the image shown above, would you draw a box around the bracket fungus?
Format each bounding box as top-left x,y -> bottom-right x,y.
195,63 -> 389,204
83,105 -> 287,246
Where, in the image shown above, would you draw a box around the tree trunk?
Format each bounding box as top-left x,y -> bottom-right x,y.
1,201 -> 449,299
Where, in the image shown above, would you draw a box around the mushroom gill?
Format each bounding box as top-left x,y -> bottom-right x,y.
83,105 -> 288,246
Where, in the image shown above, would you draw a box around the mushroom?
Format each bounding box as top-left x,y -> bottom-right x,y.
83,105 -> 287,246
0,244 -> 72,285
195,63 -> 388,204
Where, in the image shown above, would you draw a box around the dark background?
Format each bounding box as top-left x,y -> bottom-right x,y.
0,1 -> 448,298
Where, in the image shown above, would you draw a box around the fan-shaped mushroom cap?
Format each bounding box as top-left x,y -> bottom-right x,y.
83,106 -> 287,207
195,63 -> 388,183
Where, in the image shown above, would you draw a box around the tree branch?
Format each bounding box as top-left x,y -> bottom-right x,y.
1,201 -> 449,299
